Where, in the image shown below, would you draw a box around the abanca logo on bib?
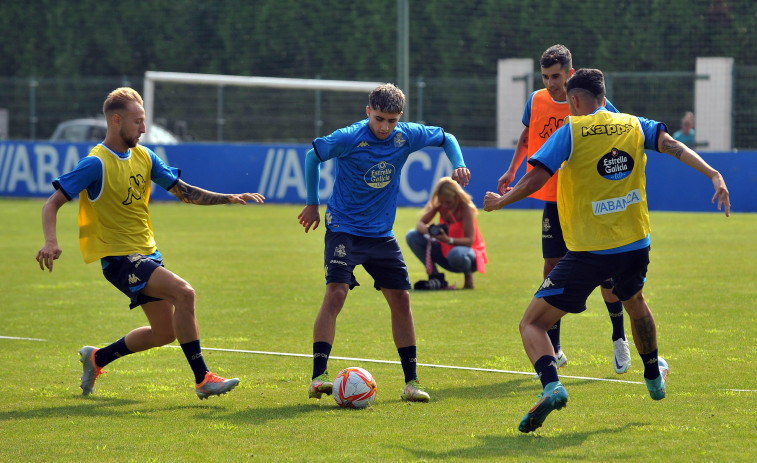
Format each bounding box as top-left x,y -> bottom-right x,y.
364,161 -> 395,188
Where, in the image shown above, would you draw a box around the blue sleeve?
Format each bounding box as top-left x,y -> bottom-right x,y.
529,122 -> 572,175
522,92 -> 536,126
304,148 -> 321,205
636,117 -> 668,151
442,132 -> 465,169
403,122 -> 445,151
604,98 -> 619,113
52,156 -> 102,200
148,149 -> 180,190
312,124 -> 358,161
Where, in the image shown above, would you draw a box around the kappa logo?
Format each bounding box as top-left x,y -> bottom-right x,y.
334,244 -> 347,258
325,212 -> 332,224
539,116 -> 564,139
357,141 -> 370,148
122,174 -> 147,205
539,278 -> 555,290
393,133 -> 406,147
581,123 -> 633,137
127,274 -> 140,285
542,217 -> 551,232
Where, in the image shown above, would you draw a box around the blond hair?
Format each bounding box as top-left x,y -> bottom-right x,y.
423,177 -> 476,215
102,87 -> 143,116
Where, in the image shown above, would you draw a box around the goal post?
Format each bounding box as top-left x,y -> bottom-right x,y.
143,71 -> 382,140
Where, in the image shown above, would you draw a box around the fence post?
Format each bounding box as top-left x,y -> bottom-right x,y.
217,85 -> 225,142
416,76 -> 425,124
29,77 -> 38,141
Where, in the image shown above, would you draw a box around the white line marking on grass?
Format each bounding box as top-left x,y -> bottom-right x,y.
4,338 -> 752,391
0,335 -> 48,341
167,345 -> 645,385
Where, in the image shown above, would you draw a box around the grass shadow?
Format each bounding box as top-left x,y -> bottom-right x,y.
0,396 -> 142,421
395,422 -> 645,460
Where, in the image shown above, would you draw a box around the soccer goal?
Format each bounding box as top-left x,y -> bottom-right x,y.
143,71 -> 382,143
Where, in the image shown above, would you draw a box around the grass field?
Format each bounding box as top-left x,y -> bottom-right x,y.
1,198 -> 755,462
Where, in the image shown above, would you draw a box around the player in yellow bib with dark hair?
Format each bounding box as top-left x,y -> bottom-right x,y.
485,69 -> 730,433
36,87 -> 265,400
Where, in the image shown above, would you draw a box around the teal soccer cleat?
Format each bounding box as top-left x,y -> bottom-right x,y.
645,357 -> 669,400
518,381 -> 568,433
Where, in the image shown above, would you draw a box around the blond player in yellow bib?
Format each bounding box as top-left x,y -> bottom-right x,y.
36,87 -> 265,399
484,69 -> 730,433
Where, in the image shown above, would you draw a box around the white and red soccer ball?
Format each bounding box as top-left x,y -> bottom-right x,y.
333,367 -> 377,409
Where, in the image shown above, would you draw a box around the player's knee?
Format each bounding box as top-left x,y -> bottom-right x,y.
174,282 -> 196,307
622,291 -> 648,318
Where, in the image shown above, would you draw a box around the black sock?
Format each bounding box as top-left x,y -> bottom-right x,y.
312,342 -> 332,379
397,345 -> 417,384
547,320 -> 561,352
180,340 -> 209,384
535,355 -> 560,388
94,337 -> 133,368
639,349 -> 660,380
606,300 -> 626,341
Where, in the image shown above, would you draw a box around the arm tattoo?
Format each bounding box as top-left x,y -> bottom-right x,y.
660,139 -> 684,160
170,180 -> 230,205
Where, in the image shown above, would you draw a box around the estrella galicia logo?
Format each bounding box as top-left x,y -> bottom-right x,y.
122,174 -> 147,205
597,148 -> 634,180
364,161 -> 395,188
393,133 -> 406,147
539,116 -> 564,139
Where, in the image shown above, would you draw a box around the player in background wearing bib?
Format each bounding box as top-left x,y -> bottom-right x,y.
496,44 -> 632,374
484,69 -> 730,433
298,83 -> 471,403
36,88 -> 265,399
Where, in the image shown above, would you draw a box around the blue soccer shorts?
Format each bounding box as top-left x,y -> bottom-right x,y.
541,202 -> 569,259
102,252 -> 164,309
534,246 -> 650,313
324,230 -> 412,291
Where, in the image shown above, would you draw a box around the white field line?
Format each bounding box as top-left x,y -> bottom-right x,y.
167,345 -> 645,385
0,335 -> 49,342
3,337 -> 754,392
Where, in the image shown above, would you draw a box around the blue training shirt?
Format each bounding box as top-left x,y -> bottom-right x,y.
53,143 -> 180,201
311,119 -> 455,237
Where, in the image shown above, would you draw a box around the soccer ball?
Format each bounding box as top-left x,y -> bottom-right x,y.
333,367 -> 377,409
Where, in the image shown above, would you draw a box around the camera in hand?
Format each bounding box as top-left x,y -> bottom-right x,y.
428,223 -> 449,236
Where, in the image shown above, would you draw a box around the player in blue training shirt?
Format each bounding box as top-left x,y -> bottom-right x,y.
298,83 -> 471,402
36,87 -> 265,400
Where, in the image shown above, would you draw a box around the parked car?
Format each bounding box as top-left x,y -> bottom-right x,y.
50,118 -> 180,144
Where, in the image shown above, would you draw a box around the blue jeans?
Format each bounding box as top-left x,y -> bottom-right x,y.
405,229 -> 477,276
